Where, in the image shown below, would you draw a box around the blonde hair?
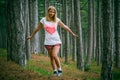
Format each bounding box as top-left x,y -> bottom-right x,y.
46,6 -> 57,22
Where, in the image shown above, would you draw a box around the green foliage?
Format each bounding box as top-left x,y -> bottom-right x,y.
0,0 -> 6,4
80,0 -> 88,29
84,64 -> 91,71
0,49 -> 101,79
83,77 -> 100,80
113,69 -> 120,80
27,66 -> 51,75
0,49 -> 7,58
0,0 -> 7,48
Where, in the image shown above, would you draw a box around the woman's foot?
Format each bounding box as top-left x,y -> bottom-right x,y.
53,71 -> 58,76
57,70 -> 62,76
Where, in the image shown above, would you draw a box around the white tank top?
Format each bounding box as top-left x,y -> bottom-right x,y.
40,17 -> 62,45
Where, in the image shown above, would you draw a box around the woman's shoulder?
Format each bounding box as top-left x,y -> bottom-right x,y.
41,17 -> 46,20
40,17 -> 46,23
40,17 -> 47,22
56,17 -> 61,22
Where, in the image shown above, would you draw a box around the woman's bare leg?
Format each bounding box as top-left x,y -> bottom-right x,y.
52,45 -> 61,68
47,45 -> 62,76
52,45 -> 62,76
47,49 -> 57,70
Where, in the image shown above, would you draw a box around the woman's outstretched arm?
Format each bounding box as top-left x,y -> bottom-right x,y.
27,22 -> 43,39
58,20 -> 78,38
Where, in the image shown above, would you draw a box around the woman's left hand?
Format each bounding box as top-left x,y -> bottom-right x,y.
72,34 -> 78,38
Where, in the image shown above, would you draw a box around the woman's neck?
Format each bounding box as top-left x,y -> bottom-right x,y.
49,17 -> 53,20
48,17 -> 54,21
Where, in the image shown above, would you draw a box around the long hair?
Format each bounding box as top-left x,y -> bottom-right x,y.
46,6 -> 57,22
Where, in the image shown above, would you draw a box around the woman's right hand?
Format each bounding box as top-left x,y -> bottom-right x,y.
27,36 -> 32,40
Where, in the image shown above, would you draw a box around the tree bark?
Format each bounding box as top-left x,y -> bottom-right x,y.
96,0 -> 102,66
74,0 -> 84,71
71,0 -> 77,62
86,0 -> 94,66
26,0 -> 31,60
114,0 -> 120,68
62,0 -> 69,63
7,0 -> 27,66
29,0 -> 40,54
92,0 -> 96,60
101,0 -> 113,79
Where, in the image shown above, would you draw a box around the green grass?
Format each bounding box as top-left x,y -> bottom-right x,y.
0,48 -> 7,58
0,48 -> 120,80
83,77 -> 100,80
113,68 -> 120,80
27,66 -> 52,75
26,59 -> 52,76
90,61 -> 101,74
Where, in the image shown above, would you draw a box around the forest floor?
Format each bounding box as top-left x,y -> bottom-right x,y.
0,49 -> 101,80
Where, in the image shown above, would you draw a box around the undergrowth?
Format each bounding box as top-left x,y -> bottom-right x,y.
0,48 -> 120,80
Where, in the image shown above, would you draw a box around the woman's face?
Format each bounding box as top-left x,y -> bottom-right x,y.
48,9 -> 55,18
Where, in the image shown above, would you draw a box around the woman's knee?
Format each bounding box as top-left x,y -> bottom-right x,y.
51,54 -> 57,58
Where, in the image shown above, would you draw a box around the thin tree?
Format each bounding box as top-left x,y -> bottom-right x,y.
96,0 -> 102,66
92,0 -> 96,60
86,0 -> 94,67
74,0 -> 84,71
26,0 -> 31,60
63,0 -> 69,63
71,0 -> 77,62
29,0 -> 40,54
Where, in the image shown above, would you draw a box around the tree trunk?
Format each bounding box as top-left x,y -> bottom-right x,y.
92,0 -> 96,60
101,0 -> 113,80
114,0 -> 120,68
38,0 -> 46,54
71,0 -> 77,62
63,0 -> 69,63
29,0 -> 40,54
86,0 -> 94,66
58,1 -> 63,57
74,0 -> 84,71
7,0 -> 27,66
44,0 -> 49,16
96,0 -> 102,66
26,0 -> 31,60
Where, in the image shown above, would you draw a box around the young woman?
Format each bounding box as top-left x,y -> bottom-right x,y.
27,6 -> 77,76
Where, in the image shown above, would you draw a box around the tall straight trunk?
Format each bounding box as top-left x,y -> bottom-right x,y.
58,1 -> 63,57
61,0 -> 65,57
26,0 -> 31,60
96,0 -> 102,65
7,0 -> 27,66
114,0 -> 120,68
74,0 -> 84,71
101,0 -> 113,80
86,0 -> 94,66
71,0 -> 77,62
63,0 -> 69,63
39,0 -> 46,54
92,0 -> 96,59
29,0 -> 40,54
44,0 -> 48,16
83,30 -> 88,58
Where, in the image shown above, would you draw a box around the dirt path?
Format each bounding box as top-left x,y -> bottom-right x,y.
0,52 -> 99,80
0,55 -> 82,80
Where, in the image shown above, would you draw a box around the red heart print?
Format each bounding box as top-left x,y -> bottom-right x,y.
45,24 -> 56,35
